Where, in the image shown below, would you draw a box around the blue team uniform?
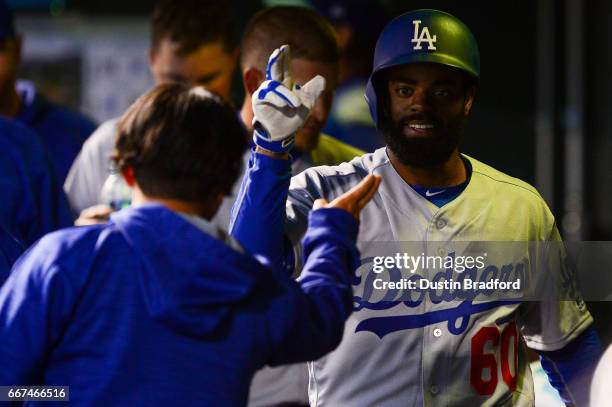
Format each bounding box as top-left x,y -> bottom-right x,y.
15,81 -> 97,182
0,203 -> 358,406
0,117 -> 72,247
0,226 -> 23,284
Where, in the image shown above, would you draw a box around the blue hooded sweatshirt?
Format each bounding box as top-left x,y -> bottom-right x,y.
0,204 -> 358,406
0,117 -> 73,248
15,81 -> 97,183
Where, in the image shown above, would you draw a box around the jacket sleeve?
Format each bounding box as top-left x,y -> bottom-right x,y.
0,227 -> 24,285
229,148 -> 293,271
264,208 -> 359,366
0,238 -> 78,385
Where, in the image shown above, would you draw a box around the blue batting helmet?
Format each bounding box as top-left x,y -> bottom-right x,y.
365,9 -> 480,128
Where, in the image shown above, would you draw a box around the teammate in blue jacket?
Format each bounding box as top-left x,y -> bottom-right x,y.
0,83 -> 380,405
0,117 -> 72,249
0,1 -> 96,182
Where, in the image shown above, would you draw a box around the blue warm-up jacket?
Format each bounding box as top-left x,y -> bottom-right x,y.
0,226 -> 23,284
16,81 -> 97,182
0,117 -> 73,247
0,204 -> 358,406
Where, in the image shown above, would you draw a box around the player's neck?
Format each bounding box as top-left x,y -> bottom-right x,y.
0,86 -> 21,117
131,185 -> 221,220
388,148 -> 467,188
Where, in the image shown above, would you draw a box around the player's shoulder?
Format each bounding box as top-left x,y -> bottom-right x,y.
290,148 -> 387,199
466,155 -> 554,223
10,225 -> 110,289
467,155 -> 543,200
311,133 -> 365,166
0,115 -> 40,142
0,116 -> 49,164
44,101 -> 97,135
27,225 -> 108,265
80,117 -> 120,155
296,147 -> 386,182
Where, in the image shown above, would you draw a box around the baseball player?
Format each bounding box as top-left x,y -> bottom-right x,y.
0,83 -> 380,405
0,117 -> 72,249
0,0 -> 96,182
230,10 -> 602,406
64,0 -> 240,218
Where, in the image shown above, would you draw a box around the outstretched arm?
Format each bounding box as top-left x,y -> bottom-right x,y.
265,175 -> 381,365
230,45 -> 325,270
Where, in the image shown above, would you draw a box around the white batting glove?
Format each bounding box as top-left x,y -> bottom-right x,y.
252,45 -> 326,153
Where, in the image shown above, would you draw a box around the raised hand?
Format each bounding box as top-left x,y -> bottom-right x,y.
252,45 -> 326,154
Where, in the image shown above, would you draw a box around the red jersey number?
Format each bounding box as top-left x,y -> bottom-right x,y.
470,322 -> 519,395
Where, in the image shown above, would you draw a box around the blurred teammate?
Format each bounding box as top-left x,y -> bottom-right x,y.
212,6 -> 364,232
231,10 -> 602,406
238,6 -> 362,176
0,0 -> 96,182
313,0 -> 388,152
0,117 -> 72,250
0,83 -> 380,405
64,0 -> 240,217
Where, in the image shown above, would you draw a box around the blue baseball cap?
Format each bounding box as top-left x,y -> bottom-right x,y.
0,0 -> 15,40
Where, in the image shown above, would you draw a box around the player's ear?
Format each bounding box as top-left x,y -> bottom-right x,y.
463,86 -> 476,116
121,166 -> 136,188
243,67 -> 264,96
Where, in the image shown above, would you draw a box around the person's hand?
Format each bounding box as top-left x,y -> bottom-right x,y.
74,204 -> 113,226
313,175 -> 381,219
252,44 -> 326,154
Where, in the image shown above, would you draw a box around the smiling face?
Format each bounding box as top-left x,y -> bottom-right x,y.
150,38 -> 237,101
381,62 -> 475,168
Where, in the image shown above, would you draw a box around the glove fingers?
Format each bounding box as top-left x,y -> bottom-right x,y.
280,45 -> 293,89
297,75 -> 326,109
265,47 -> 282,81
266,45 -> 291,84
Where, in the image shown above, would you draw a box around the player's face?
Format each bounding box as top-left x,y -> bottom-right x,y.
150,38 -> 238,101
382,62 -> 475,167
0,38 -> 20,96
291,58 -> 338,153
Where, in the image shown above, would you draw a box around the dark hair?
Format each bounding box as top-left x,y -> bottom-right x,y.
151,0 -> 236,56
240,6 -> 340,71
112,84 -> 246,204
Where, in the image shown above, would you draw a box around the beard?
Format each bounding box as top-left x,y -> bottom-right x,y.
382,113 -> 465,168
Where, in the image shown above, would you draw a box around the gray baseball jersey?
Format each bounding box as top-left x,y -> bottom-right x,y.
64,118 -> 119,215
284,148 -> 591,406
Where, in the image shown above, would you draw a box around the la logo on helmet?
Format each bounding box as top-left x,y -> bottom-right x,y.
411,20 -> 437,50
